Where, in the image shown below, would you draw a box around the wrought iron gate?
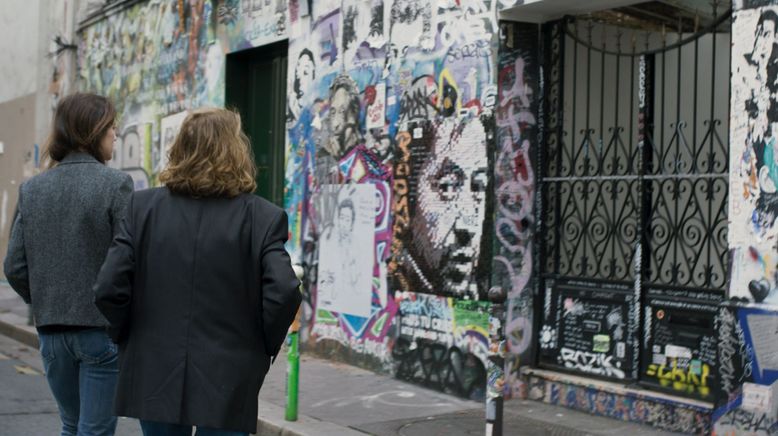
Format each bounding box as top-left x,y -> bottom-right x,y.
537,6 -> 730,397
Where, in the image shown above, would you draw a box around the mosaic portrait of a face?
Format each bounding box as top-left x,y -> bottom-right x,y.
392,115 -> 493,299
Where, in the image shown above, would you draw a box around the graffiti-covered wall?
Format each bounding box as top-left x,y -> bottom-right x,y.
712,304 -> 778,436
492,20 -> 539,397
715,1 -> 778,434
75,1 -> 778,430
284,0 -> 534,399
731,0 -> 778,305
77,0 -> 537,401
78,0 -> 288,189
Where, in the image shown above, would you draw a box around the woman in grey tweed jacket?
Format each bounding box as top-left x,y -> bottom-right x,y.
4,93 -> 133,436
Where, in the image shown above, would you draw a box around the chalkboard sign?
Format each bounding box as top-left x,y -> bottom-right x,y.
640,291 -> 719,402
539,282 -> 636,381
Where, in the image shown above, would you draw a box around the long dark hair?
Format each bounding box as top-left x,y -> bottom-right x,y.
43,93 -> 116,168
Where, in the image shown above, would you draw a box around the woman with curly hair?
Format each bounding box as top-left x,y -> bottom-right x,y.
94,107 -> 301,436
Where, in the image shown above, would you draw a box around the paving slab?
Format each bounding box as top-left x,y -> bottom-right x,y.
260,355 -> 478,428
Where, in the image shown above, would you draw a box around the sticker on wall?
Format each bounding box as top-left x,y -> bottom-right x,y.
665,345 -> 693,360
366,82 -> 386,130
616,342 -> 626,359
539,325 -> 556,350
745,313 -> 778,374
741,381 -> 778,414
689,359 -> 703,376
593,335 -> 610,353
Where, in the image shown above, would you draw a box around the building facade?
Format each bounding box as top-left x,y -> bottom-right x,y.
70,0 -> 778,434
0,0 -> 85,274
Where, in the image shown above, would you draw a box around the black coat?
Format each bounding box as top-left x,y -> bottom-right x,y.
94,187 -> 301,433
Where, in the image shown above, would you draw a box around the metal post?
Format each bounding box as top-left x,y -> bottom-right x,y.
285,265 -> 304,421
486,286 -> 507,436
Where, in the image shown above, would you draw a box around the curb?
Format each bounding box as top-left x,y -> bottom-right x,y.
257,401 -> 369,436
0,317 -> 38,349
0,317 -> 367,436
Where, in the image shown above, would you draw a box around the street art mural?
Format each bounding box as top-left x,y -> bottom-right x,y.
731,2 -> 778,304
219,0 -> 287,51
721,4 -> 778,432
76,0 -> 778,430
78,0 -> 531,403
390,116 -> 494,300
79,0 -> 286,186
393,292 -> 489,399
284,0 -> 510,397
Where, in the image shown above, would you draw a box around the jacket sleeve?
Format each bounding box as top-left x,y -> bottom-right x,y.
94,193 -> 135,343
3,197 -> 30,304
261,210 -> 302,361
110,175 -> 134,236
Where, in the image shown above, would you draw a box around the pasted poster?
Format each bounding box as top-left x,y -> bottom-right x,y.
158,111 -> 189,173
730,3 -> 778,304
342,0 -> 385,66
388,0 -> 435,51
316,184 -> 376,317
746,313 -> 778,374
394,291 -> 489,398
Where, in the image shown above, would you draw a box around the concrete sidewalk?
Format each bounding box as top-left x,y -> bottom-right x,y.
0,281 -> 678,436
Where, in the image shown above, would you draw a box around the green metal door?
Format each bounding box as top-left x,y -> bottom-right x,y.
225,41 -> 288,206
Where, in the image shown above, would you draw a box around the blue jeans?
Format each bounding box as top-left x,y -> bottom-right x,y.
39,329 -> 119,436
139,421 -> 248,436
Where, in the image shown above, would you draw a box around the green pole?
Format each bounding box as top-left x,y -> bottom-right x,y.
285,265 -> 304,421
285,330 -> 299,421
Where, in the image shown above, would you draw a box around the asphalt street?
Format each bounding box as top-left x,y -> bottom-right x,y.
0,334 -> 140,436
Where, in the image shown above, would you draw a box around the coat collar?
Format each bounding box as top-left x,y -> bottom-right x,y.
58,152 -> 101,165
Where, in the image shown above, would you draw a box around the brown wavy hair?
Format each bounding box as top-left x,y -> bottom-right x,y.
43,93 -> 116,168
159,107 -> 257,198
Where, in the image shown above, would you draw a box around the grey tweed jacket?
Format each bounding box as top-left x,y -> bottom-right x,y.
3,152 -> 133,327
